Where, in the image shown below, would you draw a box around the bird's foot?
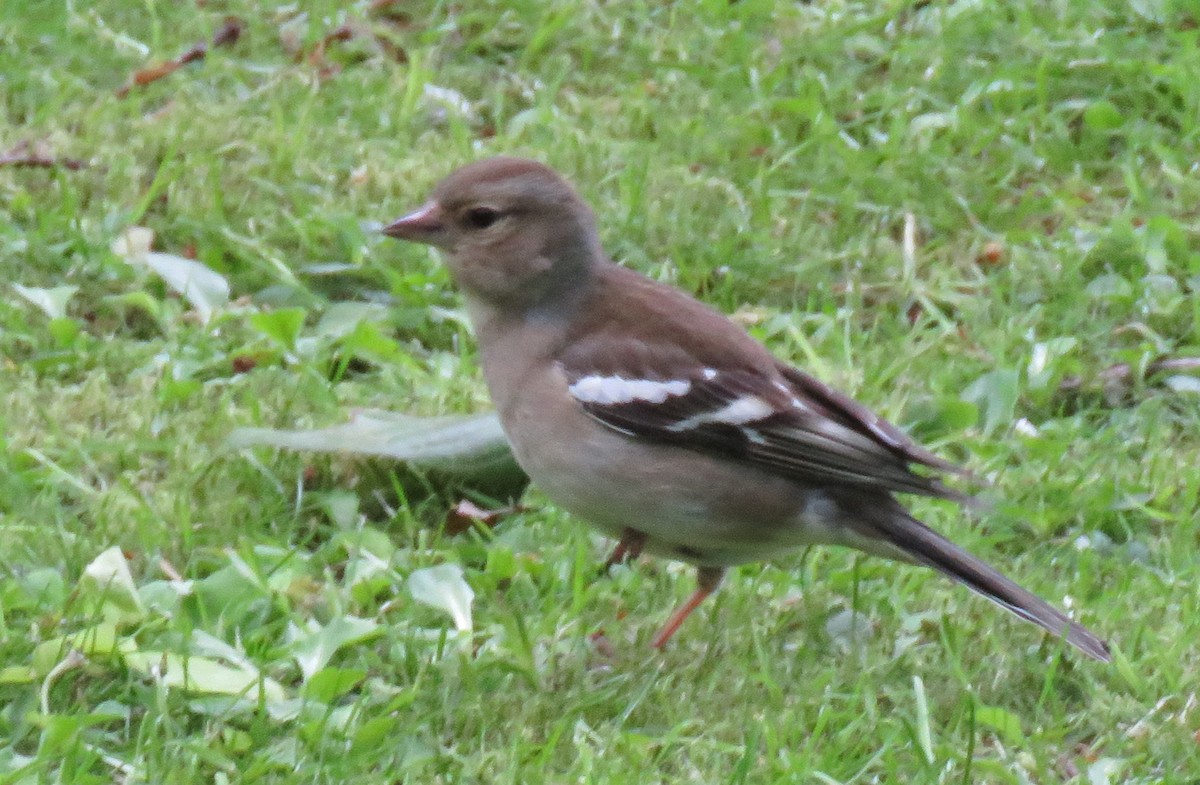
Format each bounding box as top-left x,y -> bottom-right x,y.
600,527 -> 647,575
650,566 -> 725,649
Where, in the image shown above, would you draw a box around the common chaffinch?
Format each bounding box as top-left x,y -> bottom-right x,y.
383,157 -> 1109,661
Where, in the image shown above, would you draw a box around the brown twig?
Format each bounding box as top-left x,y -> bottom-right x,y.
116,16 -> 245,97
0,141 -> 86,170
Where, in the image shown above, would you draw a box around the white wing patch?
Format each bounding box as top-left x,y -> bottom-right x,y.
667,395 -> 775,431
568,375 -> 692,405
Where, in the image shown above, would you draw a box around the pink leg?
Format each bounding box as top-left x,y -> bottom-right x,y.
650,566 -> 724,649
603,528 -> 647,572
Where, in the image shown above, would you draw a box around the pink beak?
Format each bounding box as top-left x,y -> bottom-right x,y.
382,202 -> 444,242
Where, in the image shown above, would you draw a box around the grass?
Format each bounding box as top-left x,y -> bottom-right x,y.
2,0 -> 1199,781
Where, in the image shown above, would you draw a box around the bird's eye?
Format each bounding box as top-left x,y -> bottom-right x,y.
464,206 -> 502,229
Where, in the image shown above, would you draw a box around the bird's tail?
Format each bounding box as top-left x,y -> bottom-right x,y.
862,509 -> 1110,661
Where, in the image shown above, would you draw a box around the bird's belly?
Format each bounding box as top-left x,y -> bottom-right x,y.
502,391 -> 850,567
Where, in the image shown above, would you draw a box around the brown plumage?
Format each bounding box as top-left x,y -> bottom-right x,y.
383,157 -> 1110,661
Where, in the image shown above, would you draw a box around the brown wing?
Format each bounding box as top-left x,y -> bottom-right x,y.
562,361 -> 972,503
774,364 -> 972,479
559,262 -> 974,502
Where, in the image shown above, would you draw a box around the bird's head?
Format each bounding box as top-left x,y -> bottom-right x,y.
384,157 -> 601,310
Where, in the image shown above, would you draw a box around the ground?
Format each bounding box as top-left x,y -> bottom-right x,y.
1,1 -> 1198,782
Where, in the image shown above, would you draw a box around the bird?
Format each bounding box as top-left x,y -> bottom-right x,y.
381,156 -> 1110,661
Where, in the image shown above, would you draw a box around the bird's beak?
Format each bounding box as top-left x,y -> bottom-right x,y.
382,202 -> 444,243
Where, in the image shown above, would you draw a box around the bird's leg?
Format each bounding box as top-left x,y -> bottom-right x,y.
602,527 -> 647,573
650,566 -> 725,649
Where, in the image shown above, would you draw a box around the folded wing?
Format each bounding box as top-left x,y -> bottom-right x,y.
562,357 -> 972,503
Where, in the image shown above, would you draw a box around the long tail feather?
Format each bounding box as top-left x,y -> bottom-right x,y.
864,510 -> 1110,661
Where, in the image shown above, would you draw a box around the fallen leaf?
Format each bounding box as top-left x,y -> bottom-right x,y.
226,409 -> 519,477
116,13 -> 243,98
31,623 -> 130,676
588,630 -> 617,659
124,651 -> 285,702
324,24 -> 354,45
12,284 -> 79,320
0,140 -> 86,170
212,16 -> 245,48
961,368 -> 1019,435
112,227 -> 230,322
375,34 -> 408,64
1087,757 -> 1125,785
1164,375 -> 1200,394
444,499 -> 517,535
906,301 -> 924,325
117,44 -> 208,97
289,616 -> 380,680
408,564 -> 474,633
976,240 -> 1005,267
78,547 -> 146,624
132,255 -> 230,322
303,22 -> 358,70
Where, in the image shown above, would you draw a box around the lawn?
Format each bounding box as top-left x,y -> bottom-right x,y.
2,0 -> 1199,782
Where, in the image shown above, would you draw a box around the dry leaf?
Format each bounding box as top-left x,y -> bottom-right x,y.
444,499 -> 518,535
116,14 -> 242,98
212,16 -> 245,48
976,240 -> 1005,267
588,630 -> 617,659
0,140 -> 85,170
117,44 -> 206,97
